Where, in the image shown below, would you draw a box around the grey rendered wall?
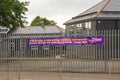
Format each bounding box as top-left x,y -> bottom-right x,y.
96,20 -> 117,30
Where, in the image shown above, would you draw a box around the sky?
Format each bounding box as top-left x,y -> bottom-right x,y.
20,0 -> 103,28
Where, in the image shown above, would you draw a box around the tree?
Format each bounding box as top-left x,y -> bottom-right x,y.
0,0 -> 29,29
30,16 -> 57,26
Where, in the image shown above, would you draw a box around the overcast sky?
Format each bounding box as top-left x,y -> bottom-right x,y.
20,0 -> 103,28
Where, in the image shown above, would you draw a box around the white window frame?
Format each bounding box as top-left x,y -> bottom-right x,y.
43,46 -> 49,50
31,46 -> 38,50
85,21 -> 91,35
77,23 -> 82,28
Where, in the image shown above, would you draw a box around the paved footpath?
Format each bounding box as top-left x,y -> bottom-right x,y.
0,72 -> 120,80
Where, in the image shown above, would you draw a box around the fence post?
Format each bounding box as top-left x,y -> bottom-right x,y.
59,59 -> 62,80
18,58 -> 21,80
109,58 -> 112,80
59,47 -> 62,80
18,35 -> 23,80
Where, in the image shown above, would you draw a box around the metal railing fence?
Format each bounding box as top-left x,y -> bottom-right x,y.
0,30 -> 120,80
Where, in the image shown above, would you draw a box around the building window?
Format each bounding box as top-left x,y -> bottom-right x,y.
69,25 -> 74,36
77,23 -> 82,28
68,24 -> 75,27
43,46 -> 49,50
85,22 -> 91,35
71,25 -> 75,27
69,30 -> 74,36
77,29 -> 83,36
31,46 -> 38,50
76,23 -> 83,36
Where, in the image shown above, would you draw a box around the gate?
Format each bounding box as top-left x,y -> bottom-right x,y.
0,30 -> 120,80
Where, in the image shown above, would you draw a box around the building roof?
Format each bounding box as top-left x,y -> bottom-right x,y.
9,25 -> 64,35
0,26 -> 9,34
64,0 -> 120,25
78,0 -> 105,17
0,29 -> 9,34
103,0 -> 120,11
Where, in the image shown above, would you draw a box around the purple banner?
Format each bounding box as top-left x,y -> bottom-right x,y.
28,36 -> 104,46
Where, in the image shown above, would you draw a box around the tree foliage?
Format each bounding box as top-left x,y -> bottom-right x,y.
30,16 -> 57,26
0,0 -> 29,29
